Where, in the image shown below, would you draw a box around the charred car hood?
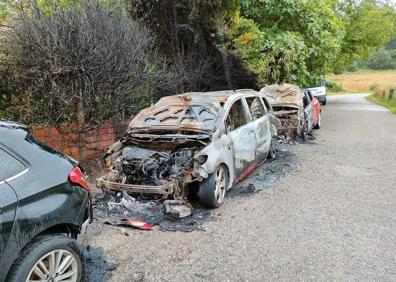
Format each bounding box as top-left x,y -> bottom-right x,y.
129,95 -> 224,134
260,84 -> 303,109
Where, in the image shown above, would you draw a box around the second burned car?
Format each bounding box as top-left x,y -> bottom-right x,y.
260,84 -> 321,140
99,90 -> 280,209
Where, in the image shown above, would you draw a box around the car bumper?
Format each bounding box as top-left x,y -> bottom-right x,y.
314,95 -> 327,104
97,177 -> 175,198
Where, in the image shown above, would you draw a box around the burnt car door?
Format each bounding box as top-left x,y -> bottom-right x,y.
224,98 -> 256,180
245,95 -> 271,164
0,146 -> 24,259
303,90 -> 314,131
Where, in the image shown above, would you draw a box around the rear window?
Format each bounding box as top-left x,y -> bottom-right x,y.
0,148 -> 26,181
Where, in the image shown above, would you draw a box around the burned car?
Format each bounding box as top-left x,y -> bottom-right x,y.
99,90 -> 279,209
260,84 -> 321,140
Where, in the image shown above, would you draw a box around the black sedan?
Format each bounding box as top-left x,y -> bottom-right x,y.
0,121 -> 90,282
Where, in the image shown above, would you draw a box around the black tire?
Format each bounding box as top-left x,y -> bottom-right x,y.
268,137 -> 276,159
7,234 -> 85,282
314,113 -> 321,129
198,165 -> 228,209
322,99 -> 327,105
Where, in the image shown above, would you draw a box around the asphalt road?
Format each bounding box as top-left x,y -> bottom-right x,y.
85,94 -> 396,281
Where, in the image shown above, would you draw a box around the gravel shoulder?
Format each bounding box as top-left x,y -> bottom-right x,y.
83,94 -> 396,282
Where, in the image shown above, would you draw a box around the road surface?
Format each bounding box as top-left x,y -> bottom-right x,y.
85,94 -> 396,281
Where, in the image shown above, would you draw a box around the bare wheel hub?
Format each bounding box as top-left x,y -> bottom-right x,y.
214,166 -> 226,205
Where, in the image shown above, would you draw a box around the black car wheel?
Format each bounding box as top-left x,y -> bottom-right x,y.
7,235 -> 85,282
314,113 -> 321,129
198,165 -> 228,209
268,137 -> 276,159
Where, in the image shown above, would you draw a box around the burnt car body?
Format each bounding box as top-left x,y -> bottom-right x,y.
260,84 -> 321,139
0,121 -> 90,281
100,90 -> 279,208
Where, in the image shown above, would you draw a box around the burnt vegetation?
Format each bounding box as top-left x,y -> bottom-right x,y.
1,1 -> 176,126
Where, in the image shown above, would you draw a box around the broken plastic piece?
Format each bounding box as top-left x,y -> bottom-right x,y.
120,218 -> 153,231
104,217 -> 153,231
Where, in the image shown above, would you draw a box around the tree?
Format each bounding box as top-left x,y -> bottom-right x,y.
228,13 -> 309,85
235,0 -> 344,86
126,0 -> 256,92
367,48 -> 393,69
332,0 -> 396,72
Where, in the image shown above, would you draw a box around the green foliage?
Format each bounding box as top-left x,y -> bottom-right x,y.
233,0 -> 343,87
367,48 -> 393,70
326,81 -> 343,92
332,0 -> 396,72
228,13 -> 309,85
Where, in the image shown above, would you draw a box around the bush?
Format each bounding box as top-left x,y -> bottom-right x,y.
326,81 -> 343,92
367,48 -> 393,70
1,1 -> 175,127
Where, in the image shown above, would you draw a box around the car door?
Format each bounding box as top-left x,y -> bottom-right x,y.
311,97 -> 319,124
224,98 -> 256,181
303,90 -> 314,131
245,95 -> 271,164
0,146 -> 24,259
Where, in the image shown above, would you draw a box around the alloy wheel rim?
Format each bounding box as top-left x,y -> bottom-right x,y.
26,249 -> 78,282
214,166 -> 226,204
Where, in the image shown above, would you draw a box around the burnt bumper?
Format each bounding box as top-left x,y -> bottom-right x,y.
97,178 -> 175,198
314,95 -> 327,104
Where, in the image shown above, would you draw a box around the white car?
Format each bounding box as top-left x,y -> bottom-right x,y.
306,83 -> 327,105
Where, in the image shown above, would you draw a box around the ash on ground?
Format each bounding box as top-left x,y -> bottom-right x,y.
92,192 -> 211,232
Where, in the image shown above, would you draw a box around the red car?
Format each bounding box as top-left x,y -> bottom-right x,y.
304,89 -> 322,130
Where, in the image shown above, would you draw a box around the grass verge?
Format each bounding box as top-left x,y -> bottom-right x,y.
367,95 -> 396,114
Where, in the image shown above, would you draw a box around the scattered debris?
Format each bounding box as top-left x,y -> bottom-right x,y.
92,192 -> 210,232
119,228 -> 129,236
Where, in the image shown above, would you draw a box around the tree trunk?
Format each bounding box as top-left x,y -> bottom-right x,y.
75,78 -> 86,160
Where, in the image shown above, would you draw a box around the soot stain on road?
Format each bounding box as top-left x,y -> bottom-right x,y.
229,149 -> 296,197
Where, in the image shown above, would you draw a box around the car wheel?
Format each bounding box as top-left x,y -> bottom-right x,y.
198,165 -> 227,209
7,234 -> 85,282
314,113 -> 321,129
322,99 -> 327,106
298,123 -> 308,141
268,137 -> 276,159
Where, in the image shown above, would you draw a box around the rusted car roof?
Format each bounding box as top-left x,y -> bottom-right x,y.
260,84 -> 303,109
128,90 -> 254,133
